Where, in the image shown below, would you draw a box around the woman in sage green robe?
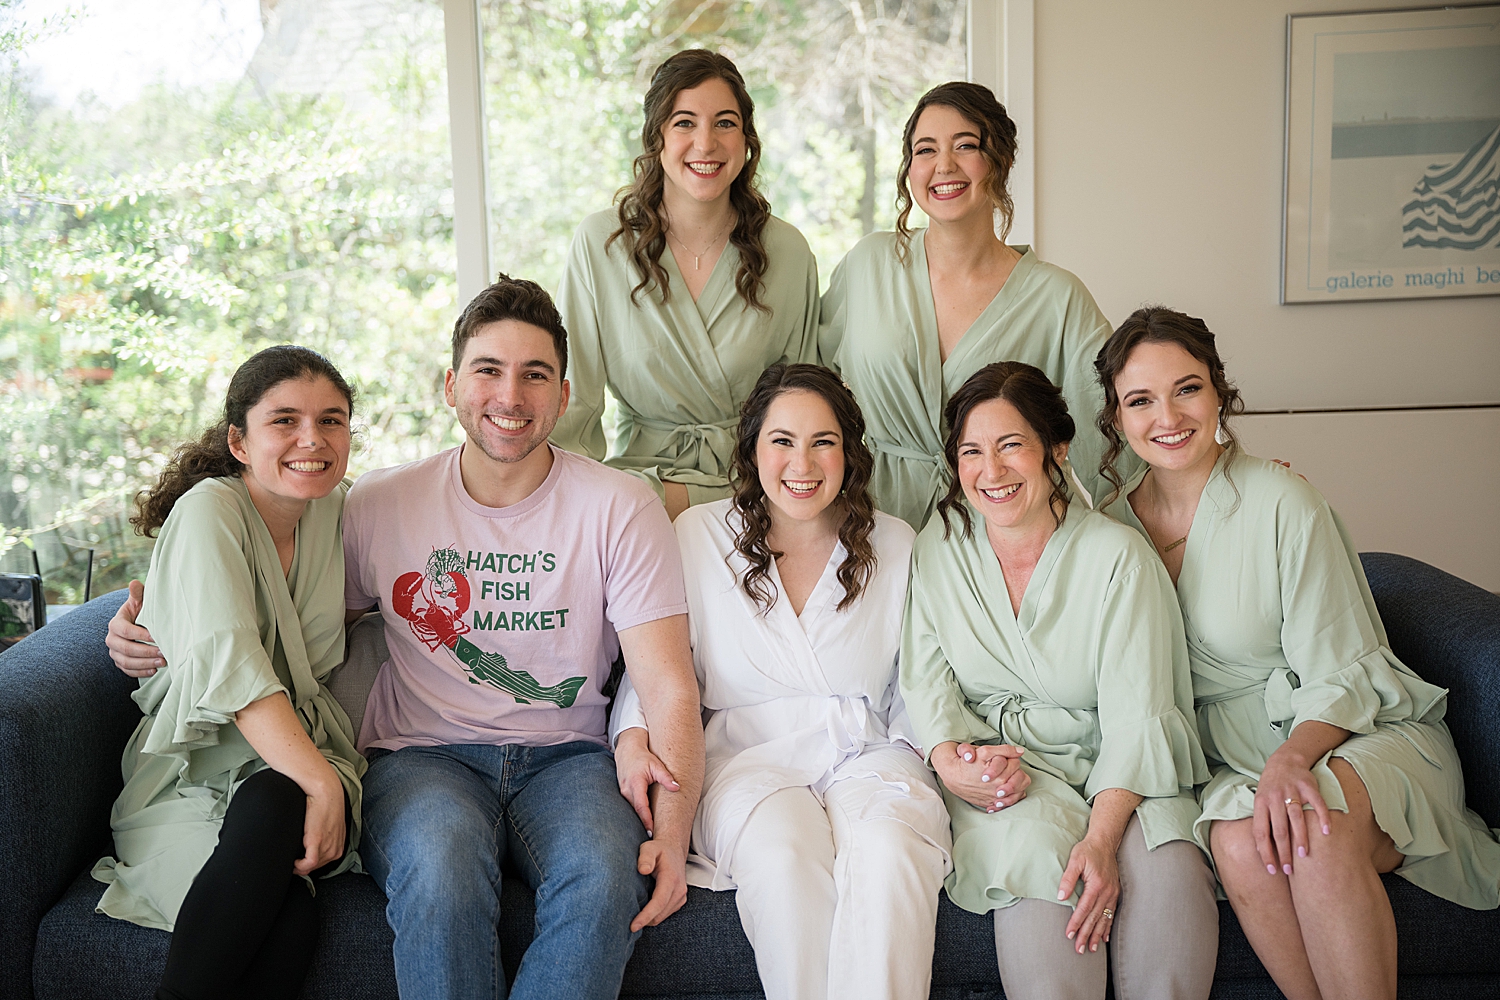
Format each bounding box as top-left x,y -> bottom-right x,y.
1094,306 -> 1499,999
821,231 -> 1122,529
1105,450 -> 1500,909
900,360 -> 1215,1000
94,476 -> 364,931
902,496 -> 1208,909
553,208 -> 818,505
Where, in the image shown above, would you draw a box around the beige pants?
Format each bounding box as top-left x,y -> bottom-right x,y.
992,815 -> 1219,1000
730,782 -> 949,1000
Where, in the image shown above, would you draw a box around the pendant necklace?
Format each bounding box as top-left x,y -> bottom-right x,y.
1159,534 -> 1188,554
667,216 -> 734,271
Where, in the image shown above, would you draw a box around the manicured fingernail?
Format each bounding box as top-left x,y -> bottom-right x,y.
995,791 -> 1005,800
1067,931 -> 1074,939
647,830 -> 653,839
982,774 -> 991,781
963,752 -> 973,761
1267,864 -> 1278,874
1298,846 -> 1306,857
1323,825 -> 1331,835
1283,864 -> 1292,875
1059,891 -> 1069,900
1091,944 -> 1097,952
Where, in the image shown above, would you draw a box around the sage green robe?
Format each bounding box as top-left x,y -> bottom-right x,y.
92,476 -> 365,931
553,210 -> 819,505
1105,450 -> 1500,909
819,230 -> 1137,530
900,497 -> 1209,914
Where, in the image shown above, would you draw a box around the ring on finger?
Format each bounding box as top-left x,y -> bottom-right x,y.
1101,908 -> 1114,919
1284,798 -> 1300,807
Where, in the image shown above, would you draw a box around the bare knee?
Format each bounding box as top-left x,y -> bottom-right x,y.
1210,818 -> 1270,888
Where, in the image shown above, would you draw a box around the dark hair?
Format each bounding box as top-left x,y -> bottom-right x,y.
451,273 -> 568,378
132,345 -> 354,536
730,364 -> 877,614
895,82 -> 1019,263
1093,306 -> 1245,506
935,362 -> 1075,540
608,49 -> 773,313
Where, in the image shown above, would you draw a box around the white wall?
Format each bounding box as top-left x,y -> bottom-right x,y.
1030,0 -> 1500,588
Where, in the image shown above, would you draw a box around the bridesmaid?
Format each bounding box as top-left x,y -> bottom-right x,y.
1095,307 -> 1500,1000
820,81 -> 1131,530
553,48 -> 819,520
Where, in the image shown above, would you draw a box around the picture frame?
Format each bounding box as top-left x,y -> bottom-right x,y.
1282,4 -> 1500,303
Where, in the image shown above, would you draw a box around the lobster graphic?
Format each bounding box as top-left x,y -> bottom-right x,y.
391,548 -> 585,709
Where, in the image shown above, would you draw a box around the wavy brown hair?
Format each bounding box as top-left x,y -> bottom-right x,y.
895,81 -> 1019,263
608,49 -> 772,312
936,362 -> 1075,540
131,346 -> 355,536
1093,306 -> 1246,506
730,364 -> 877,614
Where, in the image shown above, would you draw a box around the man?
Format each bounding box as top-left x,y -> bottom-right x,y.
108,274 -> 705,1000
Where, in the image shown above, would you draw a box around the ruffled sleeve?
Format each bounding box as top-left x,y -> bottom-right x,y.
1278,503 -> 1447,734
898,544 -> 1001,763
1086,561 -> 1210,801
135,484 -> 286,758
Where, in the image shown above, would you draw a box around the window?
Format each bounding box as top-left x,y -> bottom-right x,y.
1,0 -> 455,605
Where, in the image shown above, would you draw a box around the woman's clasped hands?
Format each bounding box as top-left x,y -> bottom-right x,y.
932,741 -> 1031,814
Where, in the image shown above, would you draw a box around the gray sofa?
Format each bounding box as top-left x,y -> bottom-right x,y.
3,553 -> 1498,1000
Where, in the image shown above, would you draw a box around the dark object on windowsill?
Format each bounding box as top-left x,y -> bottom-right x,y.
0,573 -> 45,650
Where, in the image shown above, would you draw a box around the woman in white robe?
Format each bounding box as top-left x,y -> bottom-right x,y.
613,363 -> 953,1000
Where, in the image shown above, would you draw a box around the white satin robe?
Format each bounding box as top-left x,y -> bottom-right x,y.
612,499 -> 952,1000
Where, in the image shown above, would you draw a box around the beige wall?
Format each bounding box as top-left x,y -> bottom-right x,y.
1030,0 -> 1500,588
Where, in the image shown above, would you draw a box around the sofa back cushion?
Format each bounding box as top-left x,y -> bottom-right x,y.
1360,552 -> 1500,829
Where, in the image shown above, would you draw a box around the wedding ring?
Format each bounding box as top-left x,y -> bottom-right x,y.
1284,797 -> 1299,806
1101,908 -> 1114,919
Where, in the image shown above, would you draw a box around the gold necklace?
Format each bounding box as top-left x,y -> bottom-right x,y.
1159,534 -> 1188,554
667,216 -> 734,271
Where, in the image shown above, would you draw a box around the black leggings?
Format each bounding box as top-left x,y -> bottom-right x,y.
157,768 -> 343,1000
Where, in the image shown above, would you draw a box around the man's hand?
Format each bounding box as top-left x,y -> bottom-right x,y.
614,727 -> 679,837
107,580 -> 164,677
631,838 -> 688,932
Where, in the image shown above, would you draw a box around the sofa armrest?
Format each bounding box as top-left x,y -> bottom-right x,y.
0,591 -> 139,1000
1360,552 -> 1500,829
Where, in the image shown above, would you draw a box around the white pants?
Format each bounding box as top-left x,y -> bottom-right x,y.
728,777 -> 950,1000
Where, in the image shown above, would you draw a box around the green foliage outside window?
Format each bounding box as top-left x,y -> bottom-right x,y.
1,0 -> 963,607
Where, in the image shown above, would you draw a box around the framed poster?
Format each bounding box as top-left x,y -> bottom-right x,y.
1283,5 -> 1500,303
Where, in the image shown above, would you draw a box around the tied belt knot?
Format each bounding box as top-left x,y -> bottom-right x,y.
632,415 -> 738,479
1195,667 -> 1299,733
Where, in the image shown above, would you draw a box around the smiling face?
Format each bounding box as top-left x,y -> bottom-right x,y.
908,103 -> 993,225
228,376 -> 351,506
1113,340 -> 1223,476
956,397 -> 1067,535
444,319 -> 570,466
659,76 -> 747,208
755,389 -> 845,526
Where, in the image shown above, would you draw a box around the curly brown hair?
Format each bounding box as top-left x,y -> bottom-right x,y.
935,362 -> 1075,540
1092,306 -> 1245,507
608,49 -> 772,312
131,345 -> 355,536
895,81 -> 1018,263
730,364 -> 877,614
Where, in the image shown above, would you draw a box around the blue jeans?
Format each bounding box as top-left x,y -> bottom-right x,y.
362,742 -> 651,1000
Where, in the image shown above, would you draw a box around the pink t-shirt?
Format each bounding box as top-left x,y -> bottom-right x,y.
344,445 -> 688,751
